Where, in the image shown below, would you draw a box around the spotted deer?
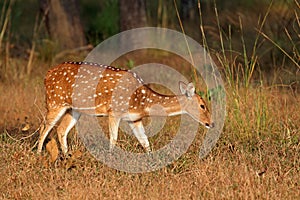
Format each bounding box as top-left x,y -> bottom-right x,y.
37,62 -> 214,154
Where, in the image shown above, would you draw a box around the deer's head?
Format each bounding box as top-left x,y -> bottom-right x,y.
179,82 -> 214,128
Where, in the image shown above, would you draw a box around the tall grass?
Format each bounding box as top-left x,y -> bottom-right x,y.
0,0 -> 14,81
0,0 -> 33,82
260,0 -> 300,71
196,0 -> 299,146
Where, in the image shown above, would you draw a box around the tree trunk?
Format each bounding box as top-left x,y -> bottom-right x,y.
40,0 -> 86,50
181,0 -> 195,21
119,0 -> 147,31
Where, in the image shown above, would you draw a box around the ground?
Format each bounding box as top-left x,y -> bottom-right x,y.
0,54 -> 299,199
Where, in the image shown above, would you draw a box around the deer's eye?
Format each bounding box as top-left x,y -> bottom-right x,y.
200,104 -> 205,110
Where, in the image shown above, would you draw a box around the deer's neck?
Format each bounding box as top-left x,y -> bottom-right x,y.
134,86 -> 186,117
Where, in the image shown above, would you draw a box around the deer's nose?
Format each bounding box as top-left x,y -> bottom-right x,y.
205,122 -> 215,128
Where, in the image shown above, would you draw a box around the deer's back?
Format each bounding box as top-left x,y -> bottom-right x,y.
44,62 -> 144,112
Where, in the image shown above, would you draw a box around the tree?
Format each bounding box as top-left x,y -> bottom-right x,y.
181,0 -> 196,21
40,0 -> 87,50
119,0 -> 147,31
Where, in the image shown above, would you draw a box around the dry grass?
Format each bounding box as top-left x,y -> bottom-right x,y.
0,122 -> 299,199
0,75 -> 45,130
0,59 -> 299,199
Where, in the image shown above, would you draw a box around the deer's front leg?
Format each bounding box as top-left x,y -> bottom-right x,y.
108,115 -> 121,151
128,120 -> 151,152
37,107 -> 68,154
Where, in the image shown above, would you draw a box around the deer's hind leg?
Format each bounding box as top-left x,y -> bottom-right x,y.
128,120 -> 151,152
57,110 -> 81,154
37,107 -> 68,153
108,115 -> 121,151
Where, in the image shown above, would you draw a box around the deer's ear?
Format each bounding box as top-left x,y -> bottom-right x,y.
179,82 -> 195,98
186,82 -> 195,97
